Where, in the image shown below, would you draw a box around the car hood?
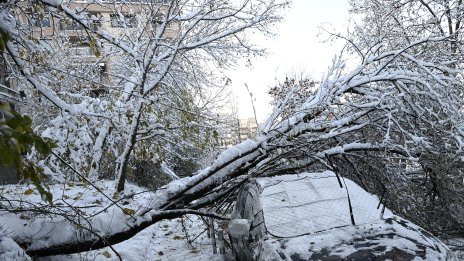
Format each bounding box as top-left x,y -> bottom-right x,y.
257,216 -> 455,261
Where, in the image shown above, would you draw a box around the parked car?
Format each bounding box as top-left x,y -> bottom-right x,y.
228,171 -> 458,261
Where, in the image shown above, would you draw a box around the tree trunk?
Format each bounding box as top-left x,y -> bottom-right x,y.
89,122 -> 111,179
24,210 -> 228,257
115,102 -> 143,192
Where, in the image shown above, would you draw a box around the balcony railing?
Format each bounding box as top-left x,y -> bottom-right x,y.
0,83 -> 22,104
60,22 -> 100,32
70,47 -> 95,56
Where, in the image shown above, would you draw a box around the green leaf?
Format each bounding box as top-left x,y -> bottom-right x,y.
0,105 -> 54,204
122,208 -> 136,215
102,250 -> 111,258
190,249 -> 200,254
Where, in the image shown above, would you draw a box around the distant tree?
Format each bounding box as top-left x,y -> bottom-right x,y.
268,75 -> 316,118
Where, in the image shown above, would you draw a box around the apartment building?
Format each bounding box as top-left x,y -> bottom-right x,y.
25,1 -> 177,40
239,117 -> 259,141
0,1 -> 178,105
0,59 -> 25,116
219,116 -> 259,148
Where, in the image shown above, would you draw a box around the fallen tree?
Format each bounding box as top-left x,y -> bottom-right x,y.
16,36 -> 464,257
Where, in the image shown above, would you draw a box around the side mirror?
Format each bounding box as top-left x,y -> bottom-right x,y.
228,219 -> 251,239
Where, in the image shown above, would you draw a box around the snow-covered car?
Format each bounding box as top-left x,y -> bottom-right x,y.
228,171 -> 458,261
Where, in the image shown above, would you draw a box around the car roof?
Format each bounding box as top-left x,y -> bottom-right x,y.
262,217 -> 451,261
256,171 -> 392,237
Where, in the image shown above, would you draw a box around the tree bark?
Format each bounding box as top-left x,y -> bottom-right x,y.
115,102 -> 143,192
24,210 -> 228,257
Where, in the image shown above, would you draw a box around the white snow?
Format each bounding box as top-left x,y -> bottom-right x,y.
257,171 -> 392,237
0,236 -> 31,261
0,181 -> 227,260
259,218 -> 449,261
44,216 -> 222,261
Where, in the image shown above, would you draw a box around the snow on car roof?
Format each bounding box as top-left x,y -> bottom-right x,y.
256,171 -> 392,237
260,217 -> 453,261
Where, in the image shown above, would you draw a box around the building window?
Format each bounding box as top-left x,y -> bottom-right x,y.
0,59 -> 8,87
110,14 -> 136,28
152,14 -> 164,26
32,13 -> 51,27
60,20 -> 83,31
87,12 -> 102,31
59,13 -> 101,31
110,14 -> 119,27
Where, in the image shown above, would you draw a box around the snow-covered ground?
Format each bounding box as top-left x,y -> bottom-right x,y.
1,175 -> 462,260
0,181 -> 225,260
45,216 -> 221,261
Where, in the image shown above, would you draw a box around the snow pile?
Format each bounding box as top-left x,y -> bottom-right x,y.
0,237 -> 31,261
45,216 -> 221,261
0,181 -> 228,260
0,181 -> 156,251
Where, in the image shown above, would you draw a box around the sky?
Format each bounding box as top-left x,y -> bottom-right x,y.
226,0 -> 350,122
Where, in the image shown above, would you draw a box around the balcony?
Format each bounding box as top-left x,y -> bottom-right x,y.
70,46 -> 95,56
0,83 -> 22,104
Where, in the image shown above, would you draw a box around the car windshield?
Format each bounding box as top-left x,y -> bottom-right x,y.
258,171 -> 387,237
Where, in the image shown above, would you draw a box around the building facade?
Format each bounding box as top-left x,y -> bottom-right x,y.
0,1 -> 178,107
219,116 -> 259,148
0,1 -> 178,183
